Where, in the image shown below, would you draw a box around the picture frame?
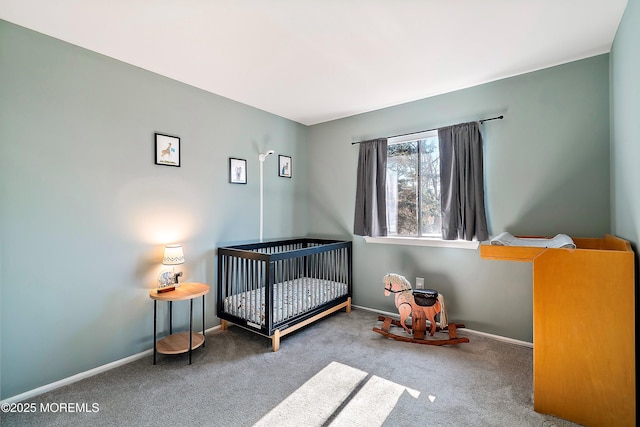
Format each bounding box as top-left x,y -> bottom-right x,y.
278,155 -> 292,178
155,133 -> 181,167
229,158 -> 247,184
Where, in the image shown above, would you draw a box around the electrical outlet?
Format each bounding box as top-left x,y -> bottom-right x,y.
416,277 -> 424,289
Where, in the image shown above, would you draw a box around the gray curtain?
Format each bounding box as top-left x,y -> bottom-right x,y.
439,122 -> 489,241
353,138 -> 388,237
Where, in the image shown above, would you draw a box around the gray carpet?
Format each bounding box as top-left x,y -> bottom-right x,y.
1,308 -> 580,427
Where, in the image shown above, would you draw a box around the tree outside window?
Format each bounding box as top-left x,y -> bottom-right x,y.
386,132 -> 440,237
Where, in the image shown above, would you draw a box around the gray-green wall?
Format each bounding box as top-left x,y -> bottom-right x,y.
307,55 -> 611,342
0,20 -> 308,399
1,11 -> 625,399
611,1 -> 640,257
610,3 -> 640,393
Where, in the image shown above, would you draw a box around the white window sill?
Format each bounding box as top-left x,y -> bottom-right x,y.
363,236 -> 480,250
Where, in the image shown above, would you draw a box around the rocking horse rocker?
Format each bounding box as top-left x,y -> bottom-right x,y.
373,273 -> 469,346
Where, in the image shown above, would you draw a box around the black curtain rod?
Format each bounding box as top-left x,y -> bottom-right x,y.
350,115 -> 504,145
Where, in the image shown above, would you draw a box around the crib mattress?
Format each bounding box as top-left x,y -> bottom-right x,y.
223,277 -> 348,327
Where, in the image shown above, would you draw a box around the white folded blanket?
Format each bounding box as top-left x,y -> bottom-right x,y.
490,231 -> 576,249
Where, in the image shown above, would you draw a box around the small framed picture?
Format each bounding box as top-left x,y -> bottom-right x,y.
278,155 -> 292,178
155,133 -> 181,167
229,158 -> 247,184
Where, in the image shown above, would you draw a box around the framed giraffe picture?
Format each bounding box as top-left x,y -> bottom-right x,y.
155,133 -> 181,167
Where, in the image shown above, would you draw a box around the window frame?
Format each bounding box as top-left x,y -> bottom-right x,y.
365,129 -> 480,250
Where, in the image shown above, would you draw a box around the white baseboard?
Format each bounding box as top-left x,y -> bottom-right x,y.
0,325 -> 222,404
3,306 -> 532,403
1,350 -> 149,404
461,327 -> 533,348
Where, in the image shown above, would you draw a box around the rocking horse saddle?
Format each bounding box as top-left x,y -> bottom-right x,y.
413,289 -> 439,307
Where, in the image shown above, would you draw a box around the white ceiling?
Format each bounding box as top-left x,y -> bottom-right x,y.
0,0 -> 628,125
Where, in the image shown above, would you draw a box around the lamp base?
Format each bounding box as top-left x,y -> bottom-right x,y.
158,269 -> 183,293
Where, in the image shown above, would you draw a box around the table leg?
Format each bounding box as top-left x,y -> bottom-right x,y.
169,301 -> 173,335
202,295 -> 206,347
188,298 -> 194,364
153,300 -> 157,365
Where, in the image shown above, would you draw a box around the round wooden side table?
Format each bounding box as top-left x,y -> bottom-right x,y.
149,282 -> 209,365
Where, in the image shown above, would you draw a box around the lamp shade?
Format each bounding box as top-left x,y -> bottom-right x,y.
162,244 -> 185,265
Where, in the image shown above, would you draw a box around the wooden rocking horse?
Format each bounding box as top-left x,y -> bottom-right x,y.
373,273 -> 469,346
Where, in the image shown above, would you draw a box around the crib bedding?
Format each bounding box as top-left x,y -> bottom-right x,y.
223,277 -> 348,326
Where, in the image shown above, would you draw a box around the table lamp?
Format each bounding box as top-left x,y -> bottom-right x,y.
157,244 -> 185,293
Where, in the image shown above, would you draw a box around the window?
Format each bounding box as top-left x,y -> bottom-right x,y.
386,130 -> 441,237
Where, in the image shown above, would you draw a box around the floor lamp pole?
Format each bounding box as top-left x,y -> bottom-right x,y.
258,150 -> 274,243
260,160 -> 264,242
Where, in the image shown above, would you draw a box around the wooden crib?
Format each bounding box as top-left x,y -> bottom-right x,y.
217,238 -> 352,351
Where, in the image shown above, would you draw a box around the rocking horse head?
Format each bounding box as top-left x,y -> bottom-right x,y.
383,273 -> 412,297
